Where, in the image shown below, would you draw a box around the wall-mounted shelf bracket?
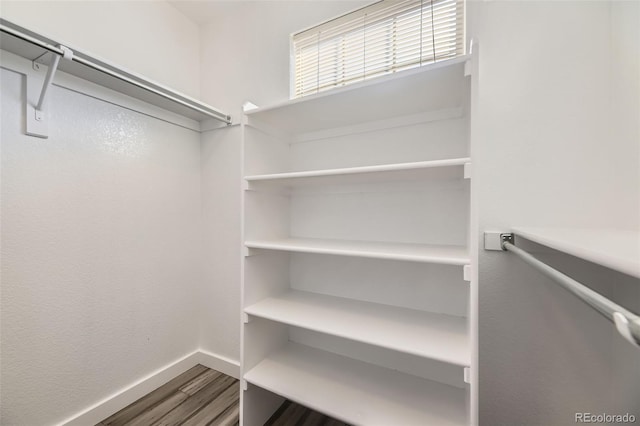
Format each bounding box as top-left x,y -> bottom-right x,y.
464,59 -> 472,77
463,162 -> 472,179
242,101 -> 259,113
464,39 -> 476,77
463,265 -> 471,282
484,231 -> 514,251
243,247 -> 259,257
26,45 -> 73,138
463,367 -> 471,384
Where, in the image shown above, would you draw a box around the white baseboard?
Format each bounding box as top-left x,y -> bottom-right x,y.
59,350 -> 240,426
195,350 -> 241,380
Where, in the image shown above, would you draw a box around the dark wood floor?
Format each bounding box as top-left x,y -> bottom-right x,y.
98,365 -> 239,426
265,400 -> 349,426
98,364 -> 348,426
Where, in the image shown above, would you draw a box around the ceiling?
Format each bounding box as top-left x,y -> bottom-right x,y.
168,1 -> 223,25
168,0 -> 362,25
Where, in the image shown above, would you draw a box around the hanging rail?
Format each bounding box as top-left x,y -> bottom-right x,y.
0,18 -> 232,125
486,232 -> 640,349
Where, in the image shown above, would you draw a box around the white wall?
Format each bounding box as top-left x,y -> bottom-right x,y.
197,0 -> 370,361
468,1 -> 640,424
200,124 -> 243,362
0,2 -> 204,424
0,66 -> 203,425
0,0 -> 201,98
610,1 -> 640,218
198,0 -> 369,114
470,0 -> 638,232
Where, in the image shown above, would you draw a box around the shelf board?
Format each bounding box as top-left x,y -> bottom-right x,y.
245,158 -> 470,188
0,18 -> 230,124
245,290 -> 469,366
245,55 -> 470,134
244,237 -> 470,265
244,342 -> 467,426
513,227 -> 640,279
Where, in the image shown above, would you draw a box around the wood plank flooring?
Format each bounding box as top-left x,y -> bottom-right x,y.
98,365 -> 239,426
98,365 -> 348,426
265,400 -> 350,426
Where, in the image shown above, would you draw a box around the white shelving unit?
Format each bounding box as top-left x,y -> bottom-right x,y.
241,54 -> 478,425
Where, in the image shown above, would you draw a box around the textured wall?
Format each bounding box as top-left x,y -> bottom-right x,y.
0,68 -> 202,425
0,0 -> 201,98
468,1 -> 640,424
199,125 -> 242,361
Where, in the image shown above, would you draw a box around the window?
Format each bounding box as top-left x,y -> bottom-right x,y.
292,0 -> 465,98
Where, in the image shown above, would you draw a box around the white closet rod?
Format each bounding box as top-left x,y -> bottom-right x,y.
498,234 -> 640,349
0,19 -> 232,124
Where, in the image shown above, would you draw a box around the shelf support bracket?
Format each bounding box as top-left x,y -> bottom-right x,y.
463,162 -> 472,179
464,367 -> 471,384
243,247 -> 263,258
463,265 -> 471,282
464,38 -> 476,77
26,45 -> 73,138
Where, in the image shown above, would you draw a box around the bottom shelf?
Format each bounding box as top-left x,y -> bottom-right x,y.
244,342 -> 467,426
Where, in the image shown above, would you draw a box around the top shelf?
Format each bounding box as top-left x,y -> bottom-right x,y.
0,18 -> 231,124
245,55 -> 470,134
513,227 -> 640,279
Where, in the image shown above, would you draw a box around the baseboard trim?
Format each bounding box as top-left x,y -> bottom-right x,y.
195,350 -> 241,380
58,350 -> 240,426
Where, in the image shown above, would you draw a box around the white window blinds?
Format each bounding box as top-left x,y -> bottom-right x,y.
292,0 -> 465,98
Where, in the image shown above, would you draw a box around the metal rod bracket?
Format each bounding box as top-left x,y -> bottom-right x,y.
26,45 -> 73,138
500,233 -> 514,249
484,231 -> 514,251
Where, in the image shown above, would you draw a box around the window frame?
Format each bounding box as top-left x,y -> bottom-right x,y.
289,0 -> 466,99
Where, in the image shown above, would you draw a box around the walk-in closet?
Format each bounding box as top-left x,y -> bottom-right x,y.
1,1 -> 638,425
